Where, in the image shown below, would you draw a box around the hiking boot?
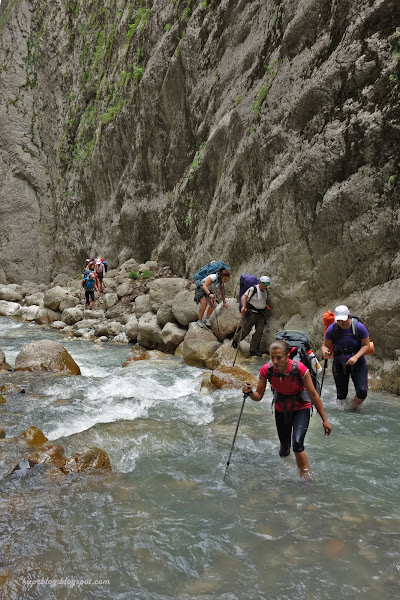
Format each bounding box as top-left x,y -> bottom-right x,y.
250,349 -> 262,357
231,340 -> 238,349
204,318 -> 211,328
197,319 -> 204,328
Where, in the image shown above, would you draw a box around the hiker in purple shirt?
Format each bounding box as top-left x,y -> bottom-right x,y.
321,305 -> 370,409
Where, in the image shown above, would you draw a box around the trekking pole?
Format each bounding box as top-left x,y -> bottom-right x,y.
214,307 -> 222,340
223,390 -> 249,480
232,313 -> 244,367
320,359 -> 328,394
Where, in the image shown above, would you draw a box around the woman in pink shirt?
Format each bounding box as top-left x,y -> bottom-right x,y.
243,340 -> 332,480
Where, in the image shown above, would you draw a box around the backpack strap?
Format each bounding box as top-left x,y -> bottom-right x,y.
351,317 -> 360,341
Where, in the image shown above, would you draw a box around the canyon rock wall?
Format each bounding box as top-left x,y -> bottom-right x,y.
0,0 -> 399,357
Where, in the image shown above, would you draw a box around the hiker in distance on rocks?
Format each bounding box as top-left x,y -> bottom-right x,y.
81,270 -> 98,310
321,305 -> 370,409
243,340 -> 332,480
93,258 -> 106,293
195,269 -> 230,328
232,276 -> 271,356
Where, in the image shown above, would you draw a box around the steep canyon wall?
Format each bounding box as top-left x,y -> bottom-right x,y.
0,0 -> 399,358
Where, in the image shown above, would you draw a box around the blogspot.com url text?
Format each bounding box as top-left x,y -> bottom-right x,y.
22,578 -> 110,589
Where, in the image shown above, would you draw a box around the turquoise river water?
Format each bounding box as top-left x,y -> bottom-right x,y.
0,316 -> 399,600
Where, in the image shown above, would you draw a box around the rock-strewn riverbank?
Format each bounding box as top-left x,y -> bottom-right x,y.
0,258 -> 253,369
0,257 -> 399,393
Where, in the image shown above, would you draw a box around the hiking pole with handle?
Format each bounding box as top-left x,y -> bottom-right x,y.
223,388 -> 250,480
319,359 -> 328,395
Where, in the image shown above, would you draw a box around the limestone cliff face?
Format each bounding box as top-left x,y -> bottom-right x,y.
0,0 -> 399,357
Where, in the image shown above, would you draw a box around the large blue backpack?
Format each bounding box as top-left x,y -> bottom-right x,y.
193,261 -> 229,287
238,273 -> 259,311
83,273 -> 96,291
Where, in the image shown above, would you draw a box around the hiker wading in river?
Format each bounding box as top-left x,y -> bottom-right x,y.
243,340 -> 332,480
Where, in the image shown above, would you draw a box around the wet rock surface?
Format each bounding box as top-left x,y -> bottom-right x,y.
14,340 -> 81,375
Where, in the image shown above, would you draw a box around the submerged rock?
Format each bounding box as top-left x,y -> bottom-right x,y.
122,345 -> 169,365
14,340 -> 81,375
0,383 -> 25,395
61,447 -> 112,474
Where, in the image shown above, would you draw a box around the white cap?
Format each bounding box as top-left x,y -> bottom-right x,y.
334,305 -> 350,321
259,276 -> 271,286
96,259 -> 101,264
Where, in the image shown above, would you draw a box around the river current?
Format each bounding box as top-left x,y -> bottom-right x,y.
0,317 -> 399,600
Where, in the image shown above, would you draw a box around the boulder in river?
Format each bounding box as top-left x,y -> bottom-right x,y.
61,447 -> 112,473
0,300 -> 21,316
19,426 -> 49,447
122,344 -> 169,366
43,286 -> 71,311
210,366 -> 258,390
171,289 -> 199,327
148,277 -> 189,312
181,323 -> 221,368
0,383 -> 25,395
14,340 -> 81,375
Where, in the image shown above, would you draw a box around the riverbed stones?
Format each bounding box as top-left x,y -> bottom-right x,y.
171,289 -> 199,326
51,321 -> 67,329
116,281 -> 133,298
36,307 -> 62,324
148,277 -> 189,311
28,444 -> 66,468
0,287 -> 22,302
105,304 -> 130,323
160,322 -> 187,351
103,292 -> 119,309
59,295 -> 79,312
18,305 -> 39,321
125,316 -> 139,341
208,299 -> 241,340
181,323 -> 221,368
94,321 -> 124,338
19,426 -> 49,447
61,447 -> 112,473
0,383 -> 25,395
0,301 -> 21,316
25,292 -> 44,306
43,286 -> 70,311
14,339 -> 81,375
210,366 -> 258,389
205,340 -> 247,370
134,294 -> 152,318
138,312 -> 163,345
157,300 -> 176,326
60,306 -> 84,325
122,344 -> 169,366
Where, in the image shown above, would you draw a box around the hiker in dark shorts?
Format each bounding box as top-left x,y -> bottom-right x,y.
194,269 -> 230,328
